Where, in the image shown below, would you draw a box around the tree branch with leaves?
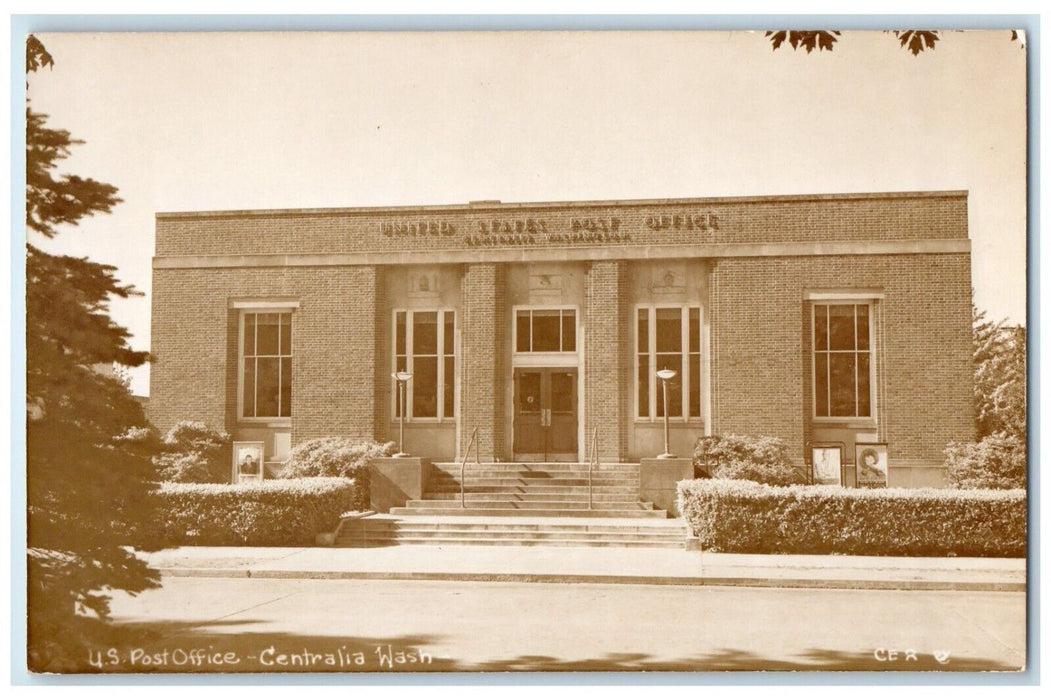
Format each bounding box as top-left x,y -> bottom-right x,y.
765,29 -> 1022,55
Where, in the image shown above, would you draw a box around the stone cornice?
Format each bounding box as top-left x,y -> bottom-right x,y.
154,239 -> 971,269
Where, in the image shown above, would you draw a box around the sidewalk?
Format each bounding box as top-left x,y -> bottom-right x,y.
138,544 -> 1027,592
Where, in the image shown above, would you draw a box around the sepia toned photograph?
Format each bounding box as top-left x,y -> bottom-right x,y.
20,23 -> 1029,678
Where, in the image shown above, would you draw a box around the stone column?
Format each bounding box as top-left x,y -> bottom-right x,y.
584,260 -> 629,462
458,263 -> 506,461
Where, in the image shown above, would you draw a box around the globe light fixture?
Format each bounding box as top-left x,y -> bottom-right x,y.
393,371 -> 413,457
656,368 -> 678,459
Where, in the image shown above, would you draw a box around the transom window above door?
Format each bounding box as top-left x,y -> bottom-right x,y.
515,308 -> 577,353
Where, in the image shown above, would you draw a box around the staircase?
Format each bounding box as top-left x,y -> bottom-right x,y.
337,513 -> 686,548
393,462 -> 667,518
336,461 -> 687,549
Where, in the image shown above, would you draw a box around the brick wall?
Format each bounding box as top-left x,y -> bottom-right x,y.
584,261 -> 629,461
373,268 -> 391,442
152,192 -> 973,467
711,253 -> 974,463
155,191 -> 968,257
149,265 -> 377,444
458,263 -> 506,460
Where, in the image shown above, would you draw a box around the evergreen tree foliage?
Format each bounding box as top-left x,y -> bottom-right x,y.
25,35 -> 161,671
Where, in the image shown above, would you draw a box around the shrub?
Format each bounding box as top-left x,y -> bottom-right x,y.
152,477 -> 355,546
945,431 -> 1027,490
156,421 -> 231,483
114,424 -> 161,450
163,421 -> 231,453
678,479 -> 1026,557
156,452 -> 219,485
693,434 -> 808,486
281,437 -> 394,510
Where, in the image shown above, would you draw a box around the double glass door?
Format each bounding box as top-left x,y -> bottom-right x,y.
513,368 -> 578,461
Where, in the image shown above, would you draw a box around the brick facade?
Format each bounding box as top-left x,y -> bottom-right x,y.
710,254 -> 974,464
458,263 -> 507,461
150,190 -> 974,479
584,260 -> 629,461
155,192 -> 967,257
150,265 -> 376,445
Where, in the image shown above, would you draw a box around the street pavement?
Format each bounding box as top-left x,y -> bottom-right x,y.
138,544 -> 1027,591
98,576 -> 1027,673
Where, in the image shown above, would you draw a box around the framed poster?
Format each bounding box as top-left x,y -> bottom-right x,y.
232,441 -> 265,483
810,444 -> 843,485
855,442 -> 889,488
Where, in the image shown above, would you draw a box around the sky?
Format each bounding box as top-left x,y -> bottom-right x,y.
25,30 -> 1028,397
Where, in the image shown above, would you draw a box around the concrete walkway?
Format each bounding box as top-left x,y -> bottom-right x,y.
138,544 -> 1026,592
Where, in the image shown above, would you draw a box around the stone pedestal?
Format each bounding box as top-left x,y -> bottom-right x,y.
369,457 -> 428,513
639,457 -> 694,517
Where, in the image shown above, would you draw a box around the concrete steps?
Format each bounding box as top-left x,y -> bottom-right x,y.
426,481 -> 639,488
432,462 -> 642,471
390,498 -> 660,515
425,485 -> 639,495
337,514 -> 688,548
421,492 -> 644,502
386,507 -> 667,518
386,461 -> 668,523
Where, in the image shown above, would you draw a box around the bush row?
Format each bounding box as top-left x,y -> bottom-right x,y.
151,477 -> 356,546
678,479 -> 1026,557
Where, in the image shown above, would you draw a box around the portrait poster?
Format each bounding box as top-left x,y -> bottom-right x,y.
811,445 -> 843,485
856,442 -> 889,487
232,441 -> 264,483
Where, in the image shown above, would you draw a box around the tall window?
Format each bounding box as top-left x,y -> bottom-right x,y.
636,306 -> 703,420
515,308 -> 576,353
394,310 -> 455,419
241,311 -> 292,418
813,303 -> 872,418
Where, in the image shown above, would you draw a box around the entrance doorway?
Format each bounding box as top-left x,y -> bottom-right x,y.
513,368 -> 578,461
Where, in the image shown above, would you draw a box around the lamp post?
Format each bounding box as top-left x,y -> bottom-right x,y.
656,368 -> 677,459
393,371 -> 413,457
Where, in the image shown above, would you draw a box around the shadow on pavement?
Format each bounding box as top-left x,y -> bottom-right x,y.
471,647 -> 1021,672
56,619 -> 1021,673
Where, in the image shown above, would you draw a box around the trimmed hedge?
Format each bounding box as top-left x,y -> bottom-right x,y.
678,479 -> 1026,557
153,477 -> 355,546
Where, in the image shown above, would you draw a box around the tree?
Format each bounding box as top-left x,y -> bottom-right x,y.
765,29 -> 1022,55
945,305 -> 1027,490
972,306 -> 1026,441
26,35 -> 161,671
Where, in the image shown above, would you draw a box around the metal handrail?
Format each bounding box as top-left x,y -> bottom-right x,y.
460,427 -> 478,509
588,427 -> 599,510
